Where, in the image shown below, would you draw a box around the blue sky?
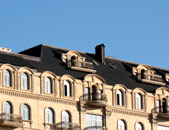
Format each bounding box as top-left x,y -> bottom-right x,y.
0,0 -> 169,69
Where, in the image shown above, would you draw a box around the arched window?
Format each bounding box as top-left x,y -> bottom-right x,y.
62,111 -> 71,123
118,120 -> 126,130
3,101 -> 12,114
136,93 -> 143,109
4,70 -> 11,87
45,108 -> 54,124
45,77 -> 52,93
21,104 -> 30,120
64,80 -> 72,97
117,90 -> 124,106
136,122 -> 143,130
71,56 -> 76,66
21,73 -> 29,90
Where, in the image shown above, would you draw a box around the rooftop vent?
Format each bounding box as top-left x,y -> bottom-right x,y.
0,47 -> 11,53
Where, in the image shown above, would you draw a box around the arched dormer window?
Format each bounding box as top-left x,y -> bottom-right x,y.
136,93 -> 143,109
136,122 -> 143,130
45,77 -> 52,94
21,73 -> 29,90
117,90 -> 124,106
118,120 -> 126,130
64,80 -> 72,97
45,108 -> 54,124
21,104 -> 30,120
4,70 -> 11,87
71,56 -> 77,66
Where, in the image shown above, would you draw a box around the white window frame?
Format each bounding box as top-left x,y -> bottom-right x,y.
118,120 -> 125,130
4,70 -> 11,87
136,93 -> 142,109
45,108 -> 54,124
21,104 -> 30,120
117,90 -> 123,106
64,80 -> 72,97
136,122 -> 143,130
86,114 -> 103,128
3,102 -> 12,114
21,73 -> 29,90
45,77 -> 52,94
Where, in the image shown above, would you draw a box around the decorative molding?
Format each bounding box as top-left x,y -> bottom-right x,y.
111,107 -> 149,118
0,89 -> 77,106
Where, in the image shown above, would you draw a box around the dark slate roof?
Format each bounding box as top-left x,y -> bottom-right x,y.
2,44 -> 168,93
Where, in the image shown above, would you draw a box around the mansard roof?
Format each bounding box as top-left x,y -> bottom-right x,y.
0,44 -> 168,93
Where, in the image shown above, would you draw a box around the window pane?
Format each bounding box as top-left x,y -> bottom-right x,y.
45,77 -> 52,93
86,114 -> 103,128
21,73 -> 29,90
64,81 -> 71,97
21,104 -> 29,120
45,108 -> 54,124
4,70 -> 11,87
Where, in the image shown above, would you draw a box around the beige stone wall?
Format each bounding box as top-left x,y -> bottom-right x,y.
0,64 -> 168,130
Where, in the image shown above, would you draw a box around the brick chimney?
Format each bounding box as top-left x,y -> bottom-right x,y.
95,44 -> 105,64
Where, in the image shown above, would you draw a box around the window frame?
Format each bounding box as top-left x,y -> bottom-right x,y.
21,73 -> 29,90
135,122 -> 143,130
45,108 -> 54,124
4,69 -> 11,87
118,119 -> 126,130
117,89 -> 124,106
136,93 -> 143,109
45,77 -> 53,94
21,104 -> 30,121
64,80 -> 72,97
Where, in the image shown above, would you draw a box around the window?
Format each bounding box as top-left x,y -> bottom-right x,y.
86,114 -> 103,128
21,73 -> 29,90
3,101 -> 12,114
21,104 -> 30,120
4,70 -> 11,87
136,93 -> 143,109
117,90 -> 123,106
64,80 -> 72,97
45,77 -> 52,93
136,122 -> 143,130
118,120 -> 126,130
45,108 -> 54,124
62,111 -> 71,122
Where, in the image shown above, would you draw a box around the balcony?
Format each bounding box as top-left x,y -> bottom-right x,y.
80,93 -> 107,108
152,106 -> 169,121
67,60 -> 96,73
141,73 -> 166,86
84,126 -> 107,130
0,113 -> 24,128
51,122 -> 80,130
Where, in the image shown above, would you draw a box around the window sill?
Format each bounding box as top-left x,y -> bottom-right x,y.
1,86 -> 14,90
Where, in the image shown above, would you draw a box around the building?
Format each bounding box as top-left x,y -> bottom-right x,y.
0,44 -> 168,130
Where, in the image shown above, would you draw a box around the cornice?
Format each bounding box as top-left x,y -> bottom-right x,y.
111,107 -> 149,118
0,89 -> 77,106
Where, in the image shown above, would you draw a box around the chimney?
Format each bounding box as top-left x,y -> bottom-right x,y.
0,47 -> 11,53
95,44 -> 105,64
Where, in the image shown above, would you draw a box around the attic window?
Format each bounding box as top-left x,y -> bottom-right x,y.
62,51 -> 96,73
133,64 -> 166,86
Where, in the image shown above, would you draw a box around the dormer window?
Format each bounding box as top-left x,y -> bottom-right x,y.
133,64 -> 166,86
62,51 -> 96,73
